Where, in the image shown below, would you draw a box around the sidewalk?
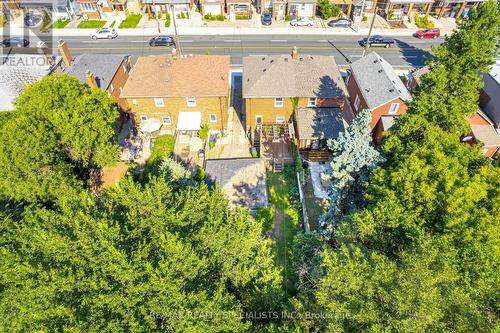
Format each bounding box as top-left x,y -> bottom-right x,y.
1,24 -> 456,37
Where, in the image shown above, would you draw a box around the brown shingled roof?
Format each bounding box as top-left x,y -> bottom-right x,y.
121,54 -> 230,98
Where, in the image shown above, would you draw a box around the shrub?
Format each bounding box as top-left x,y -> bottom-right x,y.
149,135 -> 175,161
0,17 -> 5,27
251,148 -> 259,158
165,13 -> 170,27
285,15 -> 291,21
199,124 -> 209,141
236,15 -> 249,20
317,0 -> 340,19
204,13 -> 224,21
415,14 -> 434,28
362,15 -> 368,22
209,141 -> 215,149
256,206 -> 275,232
194,167 -> 206,182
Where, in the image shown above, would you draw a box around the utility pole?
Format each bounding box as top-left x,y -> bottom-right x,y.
171,4 -> 182,56
362,7 -> 377,58
355,0 -> 366,32
152,0 -> 160,33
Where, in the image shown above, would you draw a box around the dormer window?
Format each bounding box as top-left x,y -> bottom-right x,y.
274,97 -> 283,107
186,96 -> 196,107
307,97 -> 317,107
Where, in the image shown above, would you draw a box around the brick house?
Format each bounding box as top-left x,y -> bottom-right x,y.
55,40 -> 131,110
120,53 -> 230,135
243,48 -> 350,150
346,52 -> 411,144
462,110 -> 500,158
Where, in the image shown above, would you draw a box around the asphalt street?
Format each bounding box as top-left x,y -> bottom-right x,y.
9,33 -> 443,68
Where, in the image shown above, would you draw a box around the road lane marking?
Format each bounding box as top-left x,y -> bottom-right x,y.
317,39 -> 327,42
223,39 -> 241,42
271,39 -> 287,42
181,40 -> 194,42
67,46 -> 433,51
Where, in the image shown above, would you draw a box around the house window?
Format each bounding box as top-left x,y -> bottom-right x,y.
209,114 -> 217,123
365,1 -> 373,9
307,97 -> 317,107
140,115 -> 147,122
256,115 -> 263,125
109,84 -> 114,92
274,97 -> 283,107
186,96 -> 196,107
276,116 -> 285,124
119,87 -> 123,94
132,99 -> 137,105
354,95 -> 360,111
389,103 -> 399,115
161,116 -> 171,125
154,98 -> 164,107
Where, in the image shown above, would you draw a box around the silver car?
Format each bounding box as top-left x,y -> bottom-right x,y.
290,17 -> 314,27
91,28 -> 118,40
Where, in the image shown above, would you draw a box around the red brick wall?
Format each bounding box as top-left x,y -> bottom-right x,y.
107,58 -> 130,110
370,98 -> 408,129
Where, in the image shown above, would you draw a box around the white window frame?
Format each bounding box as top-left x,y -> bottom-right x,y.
119,87 -> 123,94
186,96 -> 196,107
140,115 -> 147,122
161,116 -> 172,125
388,102 -> 399,115
274,97 -> 284,108
154,97 -> 164,107
354,95 -> 360,111
276,115 -> 285,124
209,114 -> 217,123
132,99 -> 137,105
109,83 -> 114,92
307,97 -> 317,107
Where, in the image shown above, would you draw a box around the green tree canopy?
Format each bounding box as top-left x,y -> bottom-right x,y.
0,75 -> 119,203
0,176 -> 283,331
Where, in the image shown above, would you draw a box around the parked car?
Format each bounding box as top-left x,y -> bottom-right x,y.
1,37 -> 30,47
261,12 -> 272,26
91,28 -> 118,40
290,17 -> 314,27
24,12 -> 43,27
149,35 -> 175,47
328,18 -> 352,28
360,35 -> 395,48
415,28 -> 440,39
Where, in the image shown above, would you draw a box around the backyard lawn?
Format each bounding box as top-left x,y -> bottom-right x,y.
51,19 -> 70,28
118,14 -> 142,28
77,20 -> 106,28
267,165 -> 300,295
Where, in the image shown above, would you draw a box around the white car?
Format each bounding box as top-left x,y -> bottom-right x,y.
290,17 -> 314,27
91,28 -> 118,40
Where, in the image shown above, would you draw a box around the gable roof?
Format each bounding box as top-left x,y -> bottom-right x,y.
243,53 -> 347,98
295,107 -> 345,140
350,52 -> 411,109
0,54 -> 52,111
121,54 -> 230,98
65,53 -> 128,90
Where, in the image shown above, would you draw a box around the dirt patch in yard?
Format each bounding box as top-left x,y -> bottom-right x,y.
101,162 -> 129,189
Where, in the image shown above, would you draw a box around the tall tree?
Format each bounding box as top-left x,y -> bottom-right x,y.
410,0 -> 500,132
0,75 -> 119,203
320,109 -> 383,240
0,177 -> 283,332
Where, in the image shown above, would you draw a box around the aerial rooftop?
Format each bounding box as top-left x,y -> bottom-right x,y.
350,52 -> 411,109
243,50 -> 347,99
0,54 -> 53,111
121,54 -> 230,98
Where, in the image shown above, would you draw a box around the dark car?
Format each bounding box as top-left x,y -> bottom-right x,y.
415,28 -> 440,39
149,35 -> 175,47
24,12 -> 43,27
360,35 -> 395,48
1,37 -> 30,48
261,12 -> 272,25
328,18 -> 352,27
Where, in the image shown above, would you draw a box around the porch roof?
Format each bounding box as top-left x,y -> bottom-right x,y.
177,112 -> 202,131
295,107 -> 345,140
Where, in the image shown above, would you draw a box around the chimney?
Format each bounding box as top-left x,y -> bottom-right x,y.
291,46 -> 298,60
58,39 -> 72,67
86,70 -> 98,89
171,48 -> 177,60
39,42 -> 54,66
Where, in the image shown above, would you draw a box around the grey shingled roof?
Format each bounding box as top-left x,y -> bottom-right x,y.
0,54 -> 52,111
243,54 -> 347,98
350,52 -> 411,109
65,53 -> 128,90
205,158 -> 268,210
295,107 -> 345,140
